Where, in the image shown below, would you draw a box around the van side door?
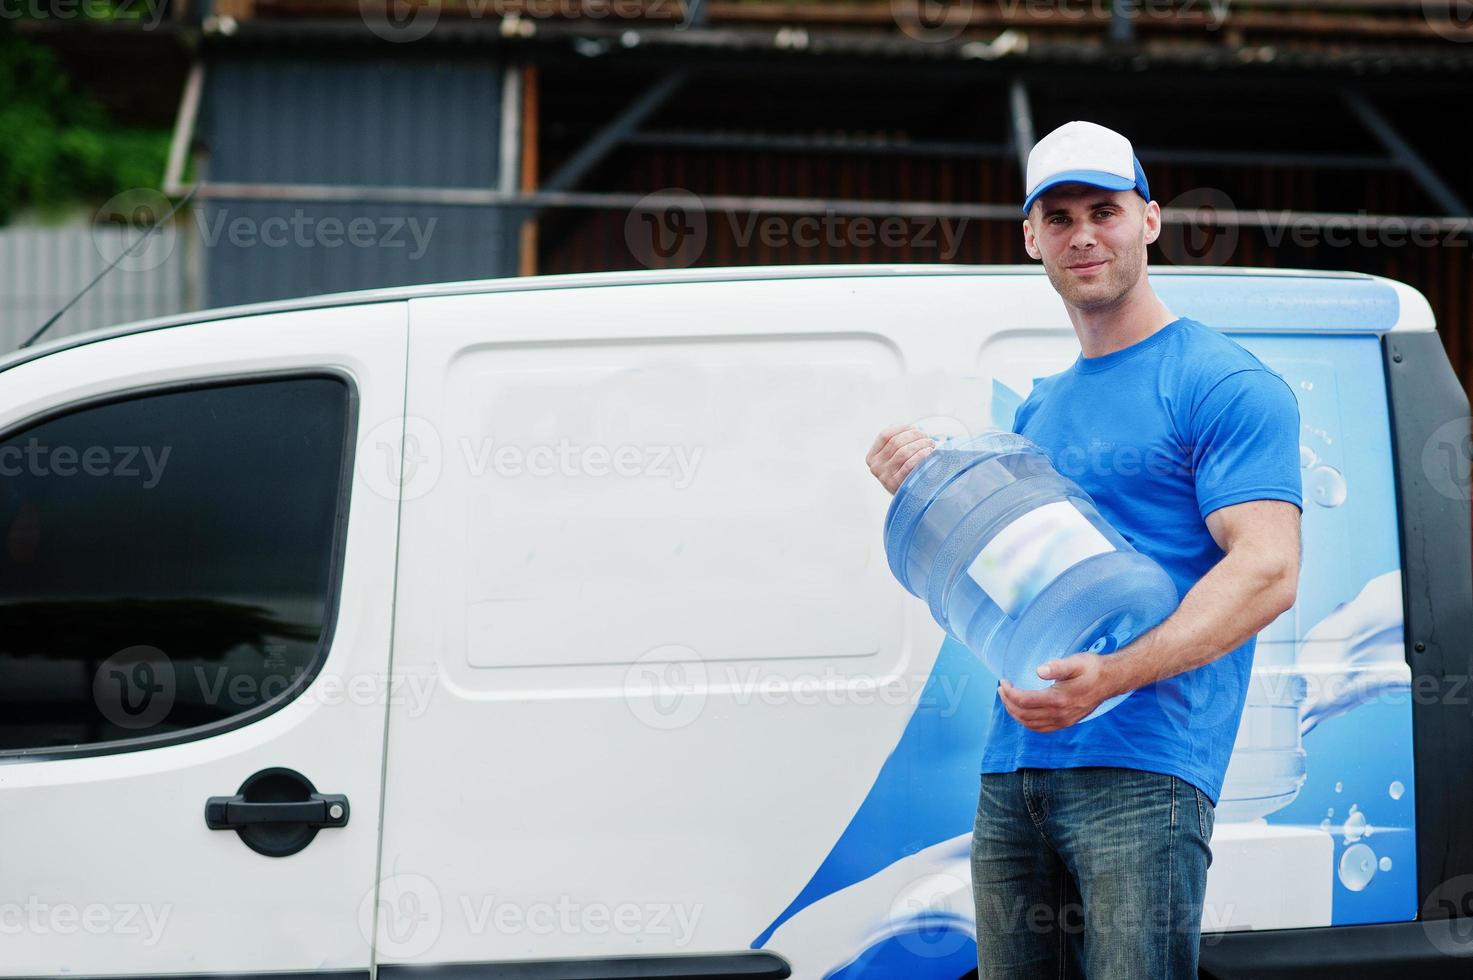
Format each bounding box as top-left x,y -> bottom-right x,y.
0,304 -> 407,977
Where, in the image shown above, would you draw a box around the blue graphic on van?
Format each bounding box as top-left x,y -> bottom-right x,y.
1237,333 -> 1416,929
1152,275 -> 1399,332
754,329 -> 1416,976
750,633 -> 991,976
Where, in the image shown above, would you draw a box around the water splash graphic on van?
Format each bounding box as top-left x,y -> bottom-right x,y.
1296,570 -> 1407,737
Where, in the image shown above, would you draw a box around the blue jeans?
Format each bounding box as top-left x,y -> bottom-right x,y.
971,766 -> 1215,980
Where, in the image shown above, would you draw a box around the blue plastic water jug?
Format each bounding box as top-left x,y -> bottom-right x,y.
883,429 -> 1180,721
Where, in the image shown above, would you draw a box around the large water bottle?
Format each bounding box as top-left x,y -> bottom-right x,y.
884,429 -> 1180,721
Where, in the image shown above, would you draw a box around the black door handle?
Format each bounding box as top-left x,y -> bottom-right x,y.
205,767 -> 349,857
205,795 -> 348,828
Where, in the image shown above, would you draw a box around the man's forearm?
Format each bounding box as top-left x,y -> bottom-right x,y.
1099,550 -> 1298,697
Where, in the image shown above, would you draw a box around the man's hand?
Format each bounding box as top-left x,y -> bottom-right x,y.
867,424 -> 937,494
998,652 -> 1118,733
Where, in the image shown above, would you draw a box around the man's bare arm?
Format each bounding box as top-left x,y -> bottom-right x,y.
1098,498 -> 1300,694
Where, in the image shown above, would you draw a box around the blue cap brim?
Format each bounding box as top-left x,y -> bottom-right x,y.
1022,162 -> 1149,216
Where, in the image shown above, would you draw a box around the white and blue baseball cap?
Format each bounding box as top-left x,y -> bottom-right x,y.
1022,120 -> 1151,216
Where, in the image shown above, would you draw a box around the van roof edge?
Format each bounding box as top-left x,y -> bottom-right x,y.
3,264 -> 1433,371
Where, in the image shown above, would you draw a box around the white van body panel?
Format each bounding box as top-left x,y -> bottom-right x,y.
379,278 -> 953,964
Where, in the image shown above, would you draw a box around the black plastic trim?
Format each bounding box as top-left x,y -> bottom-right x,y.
0,368 -> 359,764
1199,919 -> 1473,979
376,951 -> 792,980
1382,332 -> 1473,923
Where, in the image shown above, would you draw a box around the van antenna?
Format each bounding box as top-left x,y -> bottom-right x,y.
20,185 -> 200,351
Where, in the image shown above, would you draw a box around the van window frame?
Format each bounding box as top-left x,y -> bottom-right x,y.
0,367 -> 359,763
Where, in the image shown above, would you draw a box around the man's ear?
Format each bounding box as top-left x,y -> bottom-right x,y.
1022,218 -> 1041,260
1141,199 -> 1162,246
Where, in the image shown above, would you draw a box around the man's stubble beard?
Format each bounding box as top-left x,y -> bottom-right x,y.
1044,237 -> 1147,313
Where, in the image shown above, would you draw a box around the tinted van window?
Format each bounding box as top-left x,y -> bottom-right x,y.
0,376 -> 350,753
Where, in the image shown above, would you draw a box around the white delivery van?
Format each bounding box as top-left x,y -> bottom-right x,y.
0,265 -> 1470,980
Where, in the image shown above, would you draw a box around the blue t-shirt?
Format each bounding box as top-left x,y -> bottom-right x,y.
978,315 -> 1303,804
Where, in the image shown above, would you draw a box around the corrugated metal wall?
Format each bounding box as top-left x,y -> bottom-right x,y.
0,216 -> 192,352
200,55 -> 518,308
541,146 -> 1473,393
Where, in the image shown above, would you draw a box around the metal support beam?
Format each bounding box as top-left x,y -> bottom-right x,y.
180,181 -> 1473,235
498,64 -> 523,196
163,61 -> 204,197
681,0 -> 709,28
1110,0 -> 1136,44
541,70 -> 689,195
1008,77 -> 1035,182
1344,91 -> 1468,216
628,130 -> 1011,158
625,130 -> 1397,172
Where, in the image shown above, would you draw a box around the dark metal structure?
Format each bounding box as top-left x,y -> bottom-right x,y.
18,1 -> 1473,383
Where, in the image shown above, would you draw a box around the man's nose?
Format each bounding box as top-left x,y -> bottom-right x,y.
1070,223 -> 1097,249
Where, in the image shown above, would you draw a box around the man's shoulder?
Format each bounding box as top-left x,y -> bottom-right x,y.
1173,317 -> 1266,368
1169,317 -> 1288,402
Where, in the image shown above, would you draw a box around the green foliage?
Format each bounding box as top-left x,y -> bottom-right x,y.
0,34 -> 171,223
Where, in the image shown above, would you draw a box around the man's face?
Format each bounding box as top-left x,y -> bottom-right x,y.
1022,185 -> 1161,310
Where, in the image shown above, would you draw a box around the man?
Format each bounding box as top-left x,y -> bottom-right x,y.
864,120 -> 1303,978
